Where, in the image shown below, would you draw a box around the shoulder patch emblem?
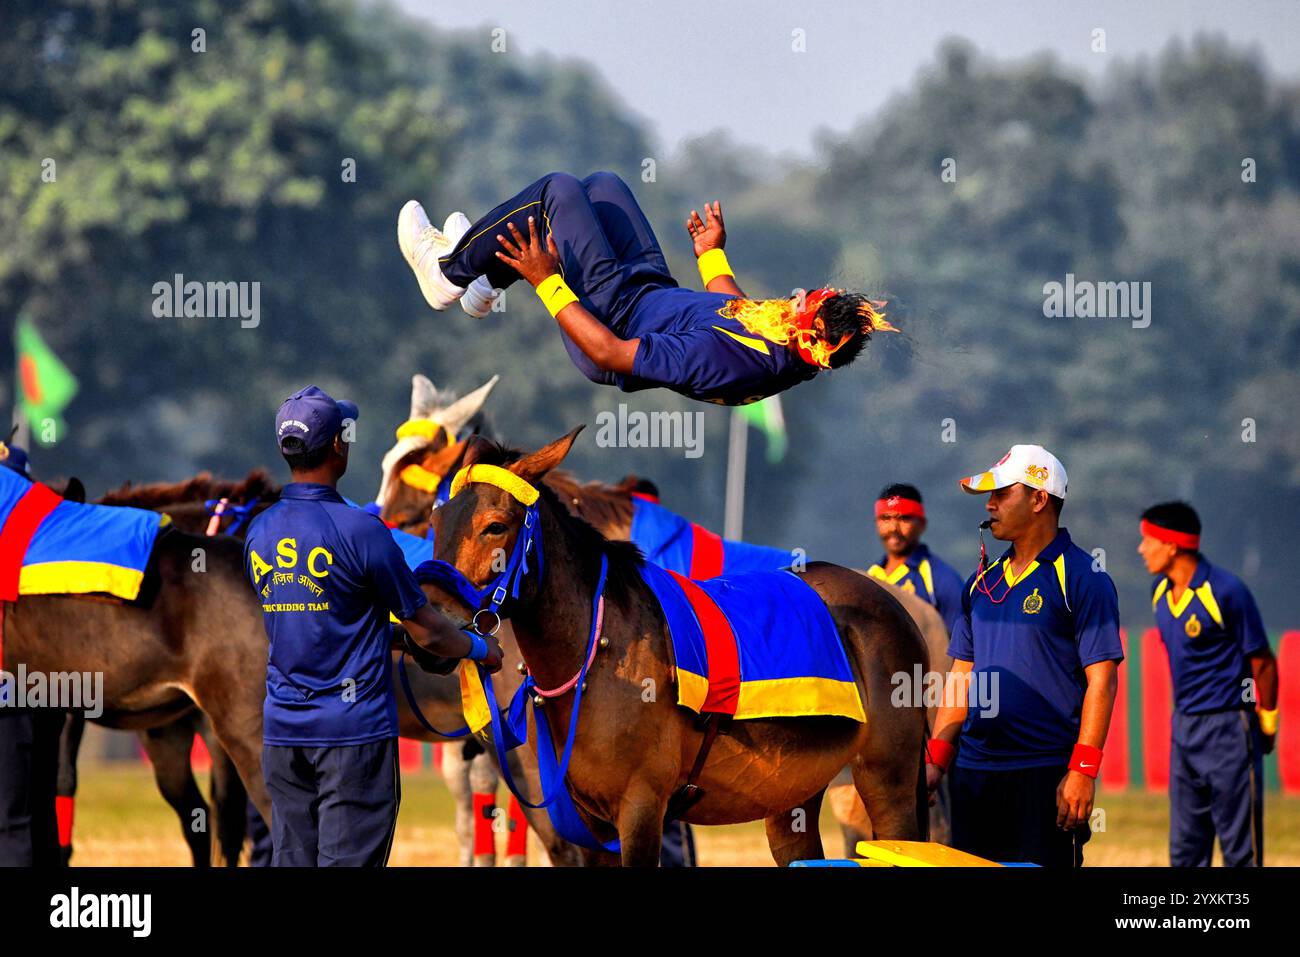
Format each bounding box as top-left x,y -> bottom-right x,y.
1022,587 -> 1043,615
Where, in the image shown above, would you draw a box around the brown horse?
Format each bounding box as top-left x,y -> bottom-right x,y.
378,391 -> 953,852
5,526 -> 275,845
88,471 -> 583,867
429,430 -> 929,866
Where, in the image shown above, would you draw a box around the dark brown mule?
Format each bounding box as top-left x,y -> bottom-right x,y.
85,472 -> 584,867
431,430 -> 930,866
4,527 -> 274,845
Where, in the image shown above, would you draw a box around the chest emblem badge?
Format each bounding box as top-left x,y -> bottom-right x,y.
1023,587 -> 1043,615
1185,613 -> 1201,637
901,579 -> 916,595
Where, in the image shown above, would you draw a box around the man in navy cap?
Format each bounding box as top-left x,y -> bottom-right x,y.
1139,501 -> 1277,866
244,386 -> 503,866
926,445 -> 1123,867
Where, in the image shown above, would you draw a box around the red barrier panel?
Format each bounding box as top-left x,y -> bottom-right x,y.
1141,628 -> 1171,792
1101,629 -> 1130,791
399,738 -> 424,770
1278,632 -> 1300,795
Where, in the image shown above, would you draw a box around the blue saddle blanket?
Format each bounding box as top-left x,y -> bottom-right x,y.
639,560 -> 865,722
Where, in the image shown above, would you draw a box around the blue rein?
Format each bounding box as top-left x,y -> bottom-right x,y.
203,496 -> 261,536
409,502 -> 620,852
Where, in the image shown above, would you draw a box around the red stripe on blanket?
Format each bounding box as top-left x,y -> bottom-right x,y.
0,483 -> 63,672
668,570 -> 739,715
688,522 -> 724,580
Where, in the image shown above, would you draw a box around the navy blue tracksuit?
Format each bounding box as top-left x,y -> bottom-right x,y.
1153,558 -> 1270,866
438,171 -> 816,406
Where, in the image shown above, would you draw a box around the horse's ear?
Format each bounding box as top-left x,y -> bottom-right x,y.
63,477 -> 86,504
461,434 -> 492,469
511,426 -> 584,484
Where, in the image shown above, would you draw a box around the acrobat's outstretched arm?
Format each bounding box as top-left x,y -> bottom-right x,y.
687,201 -> 746,298
496,217 -> 640,375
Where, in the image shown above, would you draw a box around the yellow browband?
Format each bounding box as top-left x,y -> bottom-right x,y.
395,418 -> 456,447
449,464 -> 540,507
399,464 -> 444,494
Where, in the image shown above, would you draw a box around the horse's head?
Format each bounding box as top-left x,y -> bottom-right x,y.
431,426 -> 584,592
376,373 -> 500,527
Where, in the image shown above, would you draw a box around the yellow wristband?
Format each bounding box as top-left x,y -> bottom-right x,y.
1258,707 -> 1279,736
536,273 -> 579,317
697,248 -> 734,286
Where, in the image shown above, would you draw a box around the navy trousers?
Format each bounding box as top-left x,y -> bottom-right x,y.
0,707 -> 62,867
263,738 -> 400,867
949,763 -> 1091,867
1170,708 -> 1264,867
439,171 -> 677,377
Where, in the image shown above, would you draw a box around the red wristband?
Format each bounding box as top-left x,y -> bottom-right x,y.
925,738 -> 956,772
1069,743 -> 1103,778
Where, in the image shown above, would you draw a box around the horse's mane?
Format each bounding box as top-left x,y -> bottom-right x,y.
470,442 -> 645,599
98,469 -> 281,508
543,469 -> 637,531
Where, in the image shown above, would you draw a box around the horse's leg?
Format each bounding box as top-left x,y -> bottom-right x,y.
195,692 -> 272,830
438,742 -> 476,866
615,783 -> 667,867
138,721 -> 211,866
200,722 -> 249,867
55,711 -> 85,866
465,745 -> 499,866
851,752 -> 924,842
765,789 -> 827,866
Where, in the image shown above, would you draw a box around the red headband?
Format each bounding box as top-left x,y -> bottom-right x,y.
793,288 -> 852,368
875,496 -> 925,519
1140,519 -> 1200,551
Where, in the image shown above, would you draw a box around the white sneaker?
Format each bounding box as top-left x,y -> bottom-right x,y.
397,201 -> 468,310
460,275 -> 501,318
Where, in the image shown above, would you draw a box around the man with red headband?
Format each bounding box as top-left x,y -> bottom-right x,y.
867,483 -> 964,633
1139,502 -> 1277,867
397,172 -> 894,406
926,445 -> 1123,867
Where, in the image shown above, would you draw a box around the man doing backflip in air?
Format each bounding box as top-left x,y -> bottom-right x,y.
398,171 -> 894,407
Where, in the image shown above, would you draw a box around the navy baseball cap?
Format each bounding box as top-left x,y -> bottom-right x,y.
0,442 -> 31,477
275,386 -> 359,455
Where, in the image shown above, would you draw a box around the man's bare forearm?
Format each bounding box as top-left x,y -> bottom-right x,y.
402,603 -> 472,659
1251,651 -> 1278,710
553,299 -> 639,374
707,275 -> 745,297
1077,660 -> 1118,749
933,658 -> 974,743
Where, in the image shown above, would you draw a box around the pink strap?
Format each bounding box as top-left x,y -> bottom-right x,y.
532,595 -> 604,699
205,497 -> 229,537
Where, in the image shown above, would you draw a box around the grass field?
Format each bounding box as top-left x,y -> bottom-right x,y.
67,762 -> 1300,867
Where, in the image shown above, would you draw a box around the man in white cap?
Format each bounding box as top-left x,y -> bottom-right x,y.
924,445 -> 1123,866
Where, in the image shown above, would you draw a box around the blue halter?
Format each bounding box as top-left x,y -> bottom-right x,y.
410,500 -> 620,852
203,496 -> 261,536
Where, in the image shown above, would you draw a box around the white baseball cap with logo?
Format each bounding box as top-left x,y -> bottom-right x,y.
959,444 -> 1068,499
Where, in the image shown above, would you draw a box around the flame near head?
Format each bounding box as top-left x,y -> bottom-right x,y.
720,288 -> 895,369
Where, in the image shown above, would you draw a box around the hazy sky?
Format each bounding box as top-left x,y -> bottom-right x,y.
396,0 -> 1299,156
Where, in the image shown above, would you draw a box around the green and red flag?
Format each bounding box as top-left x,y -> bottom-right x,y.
14,317 -> 78,446
737,394 -> 787,464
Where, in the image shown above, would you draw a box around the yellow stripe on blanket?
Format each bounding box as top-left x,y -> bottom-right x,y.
18,561 -> 146,602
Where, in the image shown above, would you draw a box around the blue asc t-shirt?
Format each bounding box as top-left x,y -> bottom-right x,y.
866,543 -> 966,635
605,288 -> 817,406
243,483 -> 429,746
947,528 -> 1123,770
1152,557 -> 1269,715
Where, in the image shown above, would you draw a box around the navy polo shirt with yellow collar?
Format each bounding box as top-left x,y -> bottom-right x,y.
947,528 -> 1123,771
609,289 -> 818,406
867,543 -> 965,634
1152,557 -> 1269,715
243,482 -> 429,747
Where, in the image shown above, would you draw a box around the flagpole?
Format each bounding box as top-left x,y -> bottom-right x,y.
724,407 -> 748,540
